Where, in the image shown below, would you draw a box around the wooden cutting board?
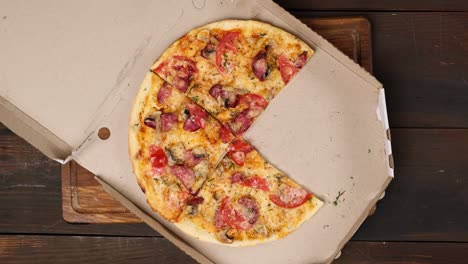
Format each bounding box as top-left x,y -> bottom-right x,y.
61,17 -> 373,223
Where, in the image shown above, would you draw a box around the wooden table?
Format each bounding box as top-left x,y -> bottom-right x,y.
1,1 -> 468,263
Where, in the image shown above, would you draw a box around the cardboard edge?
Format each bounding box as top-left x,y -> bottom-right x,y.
377,89 -> 394,177
0,96 -> 73,163
94,175 -> 214,264
256,0 -> 382,89
325,176 -> 393,263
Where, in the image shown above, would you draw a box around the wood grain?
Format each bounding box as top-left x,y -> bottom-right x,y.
335,241 -> 468,264
354,128 -> 468,241
60,16 -> 374,224
296,12 -> 468,128
275,0 -> 468,11
0,235 -> 195,264
0,124 -> 158,236
0,236 -> 467,264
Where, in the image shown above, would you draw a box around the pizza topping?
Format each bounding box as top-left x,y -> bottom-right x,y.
227,139 -> 254,166
238,93 -> 268,109
160,113 -> 177,132
269,184 -> 312,209
157,82 -> 172,103
183,103 -> 208,132
201,43 -> 216,60
153,56 -> 198,93
187,196 -> 204,206
166,142 -> 185,165
216,31 -> 240,73
294,51 -> 308,69
149,145 -> 168,173
237,196 -> 259,226
143,117 -> 157,129
219,125 -> 234,143
170,165 -> 195,190
209,84 -> 239,108
231,172 -> 270,191
215,196 -> 258,230
208,84 -> 223,98
278,53 -> 298,83
228,109 -> 254,135
184,148 -> 204,167
252,50 -> 270,81
216,230 -> 234,244
193,160 -> 209,180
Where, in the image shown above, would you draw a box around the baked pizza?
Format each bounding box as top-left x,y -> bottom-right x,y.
129,20 -> 322,246
151,20 -> 313,135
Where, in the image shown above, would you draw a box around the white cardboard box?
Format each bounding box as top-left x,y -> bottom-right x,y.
0,0 -> 393,263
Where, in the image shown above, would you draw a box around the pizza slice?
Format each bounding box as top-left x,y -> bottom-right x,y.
128,72 -> 234,221
177,139 -> 322,245
151,20 -> 313,135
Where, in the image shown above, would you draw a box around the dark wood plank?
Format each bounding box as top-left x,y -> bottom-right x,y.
0,123 -> 158,236
1,236 -> 467,264
0,235 -> 195,264
336,241 -> 468,264
354,129 -> 468,241
277,0 -> 468,11
296,12 -> 468,128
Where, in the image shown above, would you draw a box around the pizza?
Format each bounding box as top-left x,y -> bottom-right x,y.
177,139 -> 322,246
151,20 -> 313,135
129,20 -> 322,246
129,72 -> 234,221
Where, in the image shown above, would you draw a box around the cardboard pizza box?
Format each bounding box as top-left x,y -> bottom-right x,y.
0,0 -> 393,263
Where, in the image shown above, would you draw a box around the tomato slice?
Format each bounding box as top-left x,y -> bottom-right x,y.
238,93 -> 268,109
227,139 -> 254,166
216,31 -> 240,73
228,139 -> 254,153
149,145 -> 168,171
231,172 -> 269,191
277,54 -> 298,83
242,176 -> 270,191
219,125 -> 234,143
215,196 -> 258,230
269,185 -> 312,209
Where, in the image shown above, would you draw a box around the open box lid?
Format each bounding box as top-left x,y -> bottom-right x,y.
0,0 -> 393,263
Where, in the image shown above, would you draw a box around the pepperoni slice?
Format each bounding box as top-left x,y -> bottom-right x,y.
187,196 -> 204,206
153,56 -> 198,93
157,82 -> 172,104
227,140 -> 253,166
183,103 -> 208,132
219,125 -> 234,143
252,50 -> 269,81
160,113 -> 177,132
209,84 -> 223,98
170,165 -> 195,190
149,145 -> 168,173
228,109 -> 253,135
184,150 -> 203,167
216,31 -> 240,73
238,93 -> 268,109
278,53 -> 298,83
237,196 -> 259,227
269,185 -> 312,209
215,196 -> 258,230
231,172 -> 269,191
209,84 -> 238,108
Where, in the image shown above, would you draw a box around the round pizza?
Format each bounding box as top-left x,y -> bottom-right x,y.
129,20 -> 322,246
